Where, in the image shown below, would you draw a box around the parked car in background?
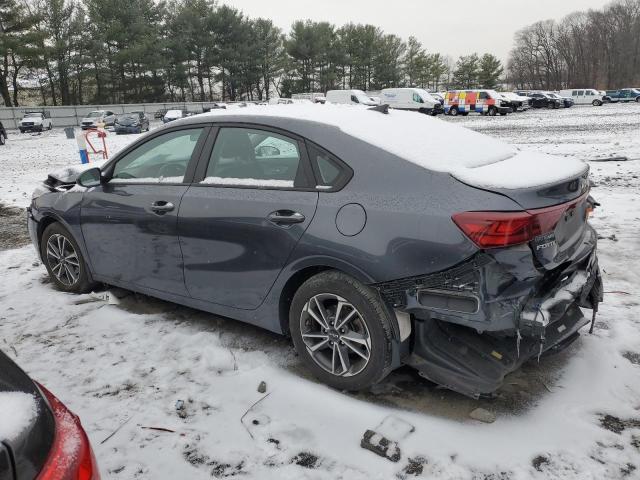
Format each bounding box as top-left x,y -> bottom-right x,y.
528,92 -> 563,109
380,88 -> 443,115
0,120 -> 6,145
154,109 -> 167,120
559,89 -> 606,106
326,89 -> 379,106
444,90 -> 511,116
28,104 -> 602,398
605,88 -> 640,103
292,92 -> 326,103
19,111 -> 53,133
203,103 -> 227,112
114,111 -> 150,134
162,109 -> 188,123
81,110 -> 116,130
500,92 -> 530,112
429,92 -> 445,105
0,349 -> 100,479
547,92 -> 574,108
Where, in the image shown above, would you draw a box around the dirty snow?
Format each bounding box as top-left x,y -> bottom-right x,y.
0,105 -> 639,479
0,392 -> 37,441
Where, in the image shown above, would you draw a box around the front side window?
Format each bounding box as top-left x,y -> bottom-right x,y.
351,95 -> 360,104
412,93 -> 424,103
479,92 -> 489,100
203,128 -> 301,188
111,128 -> 204,183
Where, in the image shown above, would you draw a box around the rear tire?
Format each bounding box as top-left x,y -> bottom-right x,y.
0,133 -> 4,145
593,100 -> 602,106
289,271 -> 394,391
40,223 -> 96,294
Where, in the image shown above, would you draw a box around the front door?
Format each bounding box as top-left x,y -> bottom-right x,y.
179,126 -> 318,310
81,127 -> 207,295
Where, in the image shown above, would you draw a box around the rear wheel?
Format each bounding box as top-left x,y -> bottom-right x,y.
592,100 -> 602,106
41,223 -> 96,293
0,133 -> 4,145
289,271 -> 394,391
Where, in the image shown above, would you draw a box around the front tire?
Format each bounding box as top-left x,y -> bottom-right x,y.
41,223 -> 96,293
289,271 -> 394,391
488,106 -> 497,116
449,106 -> 459,116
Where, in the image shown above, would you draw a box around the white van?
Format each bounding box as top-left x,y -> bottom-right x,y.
325,89 -> 378,106
380,88 -> 443,115
559,89 -> 606,106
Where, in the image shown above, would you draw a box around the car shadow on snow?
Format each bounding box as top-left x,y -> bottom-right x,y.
103,285 -> 582,421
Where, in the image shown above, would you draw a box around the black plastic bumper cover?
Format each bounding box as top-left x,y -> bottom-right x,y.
406,302 -> 590,398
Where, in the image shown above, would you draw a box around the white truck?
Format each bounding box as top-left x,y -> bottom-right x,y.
325,89 -> 378,106
380,88 -> 443,115
559,89 -> 607,106
19,112 -> 53,133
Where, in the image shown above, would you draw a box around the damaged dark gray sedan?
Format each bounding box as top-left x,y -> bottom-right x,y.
27,104 -> 603,398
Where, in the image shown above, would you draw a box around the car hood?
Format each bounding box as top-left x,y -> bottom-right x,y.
117,116 -> 139,126
81,117 -> 100,123
21,118 -> 42,123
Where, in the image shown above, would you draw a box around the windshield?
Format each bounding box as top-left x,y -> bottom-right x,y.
352,90 -> 372,103
87,111 -> 103,118
415,89 -> 436,103
548,93 -> 560,98
24,113 -> 43,118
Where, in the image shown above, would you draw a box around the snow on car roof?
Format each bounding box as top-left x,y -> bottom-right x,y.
200,104 -> 587,189
0,392 -> 37,441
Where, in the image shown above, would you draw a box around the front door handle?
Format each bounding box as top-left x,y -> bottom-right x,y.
267,210 -> 305,226
150,201 -> 175,214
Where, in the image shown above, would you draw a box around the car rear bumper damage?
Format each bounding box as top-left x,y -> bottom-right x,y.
375,224 -> 603,398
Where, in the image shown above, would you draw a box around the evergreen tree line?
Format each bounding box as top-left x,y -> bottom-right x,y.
508,0 -> 640,90
0,0 -> 506,107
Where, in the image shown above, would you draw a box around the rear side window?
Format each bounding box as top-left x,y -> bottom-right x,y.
307,142 -> 352,190
203,127 -> 301,188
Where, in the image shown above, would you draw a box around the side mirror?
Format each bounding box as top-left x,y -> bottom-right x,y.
77,167 -> 102,188
256,145 -> 280,157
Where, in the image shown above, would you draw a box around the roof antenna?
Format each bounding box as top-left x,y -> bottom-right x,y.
368,104 -> 389,114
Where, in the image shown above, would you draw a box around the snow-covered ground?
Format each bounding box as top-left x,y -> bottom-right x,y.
0,105 -> 639,479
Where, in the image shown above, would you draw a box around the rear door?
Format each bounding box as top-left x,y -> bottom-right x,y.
81,126 -> 208,294
178,125 -> 318,309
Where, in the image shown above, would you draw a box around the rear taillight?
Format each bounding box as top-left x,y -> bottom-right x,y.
36,384 -> 100,480
452,195 -> 586,249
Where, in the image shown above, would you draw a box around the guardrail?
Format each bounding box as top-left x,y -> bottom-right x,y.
0,102 -> 223,130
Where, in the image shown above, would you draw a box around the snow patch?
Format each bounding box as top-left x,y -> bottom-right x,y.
0,392 -> 37,441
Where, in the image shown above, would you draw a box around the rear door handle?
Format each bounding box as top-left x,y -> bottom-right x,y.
267,210 -> 305,226
150,201 -> 175,214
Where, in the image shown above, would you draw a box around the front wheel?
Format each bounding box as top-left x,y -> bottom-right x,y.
41,223 -> 96,293
0,133 -> 4,145
289,271 -> 394,391
488,106 -> 497,116
449,106 -> 459,116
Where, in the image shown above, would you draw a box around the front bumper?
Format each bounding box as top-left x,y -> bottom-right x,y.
20,124 -> 43,132
27,207 -> 40,256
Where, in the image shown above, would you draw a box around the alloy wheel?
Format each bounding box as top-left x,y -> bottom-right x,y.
300,293 -> 372,377
46,234 -> 80,286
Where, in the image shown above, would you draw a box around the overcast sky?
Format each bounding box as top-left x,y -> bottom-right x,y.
221,0 -> 613,60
